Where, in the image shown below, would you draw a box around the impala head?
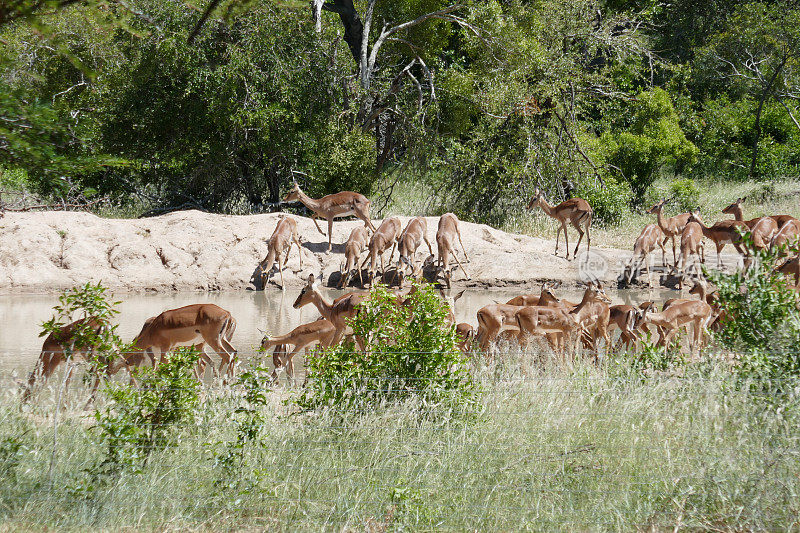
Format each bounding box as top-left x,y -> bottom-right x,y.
540,281 -> 559,302
639,301 -> 656,319
646,198 -> 668,214
688,279 -> 708,298
722,197 -> 746,215
585,282 -> 611,304
687,209 -> 704,225
283,181 -> 302,203
526,188 -> 545,211
293,274 -> 321,309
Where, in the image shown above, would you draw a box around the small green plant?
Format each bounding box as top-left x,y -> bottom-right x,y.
576,177 -> 632,226
668,178 -> 700,212
297,281 -> 476,412
213,360 -> 271,490
94,347 -> 200,474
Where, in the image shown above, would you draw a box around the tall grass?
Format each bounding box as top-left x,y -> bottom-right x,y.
1,353 -> 798,531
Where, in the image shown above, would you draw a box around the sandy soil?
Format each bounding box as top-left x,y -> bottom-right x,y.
1,210 -> 659,294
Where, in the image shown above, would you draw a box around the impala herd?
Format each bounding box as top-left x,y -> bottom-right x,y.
19,185 -> 800,400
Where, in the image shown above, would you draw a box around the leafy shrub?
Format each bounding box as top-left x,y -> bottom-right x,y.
297,282 -> 476,412
94,347 -> 200,473
708,241 -> 800,392
576,177 -> 632,226
668,178 -> 700,212
601,88 -> 698,203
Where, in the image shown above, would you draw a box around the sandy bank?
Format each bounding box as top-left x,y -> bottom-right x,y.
1,210 -> 641,294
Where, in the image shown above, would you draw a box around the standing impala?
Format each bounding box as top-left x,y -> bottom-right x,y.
674,217 -> 705,286
283,181 -> 376,252
360,216 -> 402,287
641,298 -> 714,357
526,187 -> 593,260
647,199 -> 691,266
393,216 -> 434,285
128,304 -> 238,380
435,213 -> 469,288
721,197 -> 778,250
254,216 -> 303,289
687,211 -> 748,270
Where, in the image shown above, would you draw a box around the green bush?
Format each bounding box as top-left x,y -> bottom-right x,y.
576,177 -> 632,226
668,178 -> 700,212
94,347 -> 200,473
708,241 -> 800,392
297,282 -> 476,412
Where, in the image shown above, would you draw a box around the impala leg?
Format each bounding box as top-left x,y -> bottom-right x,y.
661,237 -> 669,266
671,236 -> 677,266
327,218 -> 334,252
456,228 -> 469,262
451,250 -> 469,280
294,236 -> 303,268
312,215 -> 325,236
572,221 -> 585,259
562,222 -> 571,260
554,224 -> 562,256
716,243 -> 724,270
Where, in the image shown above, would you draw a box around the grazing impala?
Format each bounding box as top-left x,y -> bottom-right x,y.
283,181 -> 376,252
21,317 -> 131,405
647,199 -> 691,266
687,211 -> 748,269
260,318 -> 336,385
526,188 -> 593,260
339,226 -> 369,288
435,213 -> 469,288
293,274 -> 367,349
129,304 -> 238,380
254,216 -> 303,289
393,216 -> 434,285
622,223 -> 666,285
360,216 -> 402,286
641,298 -> 714,356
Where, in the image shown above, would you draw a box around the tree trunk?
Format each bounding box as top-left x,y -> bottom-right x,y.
321,0 -> 364,65
749,49 -> 789,178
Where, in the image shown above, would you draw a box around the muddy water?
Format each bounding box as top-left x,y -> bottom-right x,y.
0,287 -> 675,377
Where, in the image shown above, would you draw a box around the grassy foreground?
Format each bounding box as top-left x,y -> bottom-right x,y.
1,355 -> 799,531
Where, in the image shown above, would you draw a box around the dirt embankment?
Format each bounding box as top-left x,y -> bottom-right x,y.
0,210 -> 636,293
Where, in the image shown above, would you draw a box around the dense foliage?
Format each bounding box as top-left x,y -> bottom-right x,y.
709,242 -> 800,391
297,282 -> 475,411
1,1 -> 798,222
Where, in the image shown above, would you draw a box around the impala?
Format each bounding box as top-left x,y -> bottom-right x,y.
622,223 -> 666,285
21,317 -> 131,405
128,304 -> 238,380
339,226 -> 369,288
567,283 -> 612,359
776,256 -> 800,285
393,216 -> 434,285
360,216 -> 402,286
647,198 -> 691,266
455,322 -> 475,353
254,216 -> 303,289
721,198 -> 777,250
260,318 -> 336,385
723,197 -> 797,231
434,213 -> 469,288
293,274 -> 367,350
674,219 -> 705,286
608,304 -> 646,351
283,181 -> 375,252
770,219 -> 800,253
687,211 -> 748,269
641,298 -> 714,356
526,187 -> 593,260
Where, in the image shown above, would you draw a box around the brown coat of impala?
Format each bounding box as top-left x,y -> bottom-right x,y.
254,216 -> 303,289
623,223 -> 666,284
129,303 -> 238,380
360,216 -> 402,286
687,211 -> 748,269
293,274 -> 367,350
526,188 -> 593,260
435,213 -> 469,288
674,220 -> 705,286
646,199 -> 691,266
21,317 -> 131,405
393,216 -> 434,285
721,197 -> 778,250
608,305 -> 648,351
283,181 -> 376,252
260,318 -> 336,385
339,226 -> 369,288
770,219 -> 800,253
641,298 -> 713,356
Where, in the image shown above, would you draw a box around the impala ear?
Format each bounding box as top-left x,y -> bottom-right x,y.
453,289 -> 466,303
306,274 -> 315,285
